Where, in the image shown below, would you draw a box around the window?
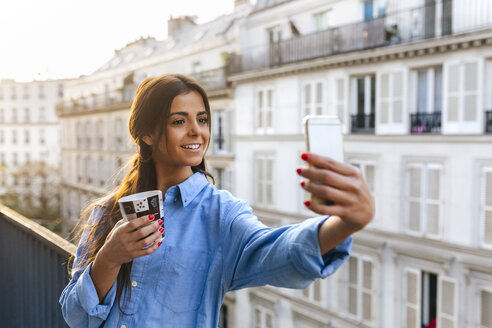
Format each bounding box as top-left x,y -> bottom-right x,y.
12,152 -> 17,165
0,130 -> 3,144
0,87 -> 3,100
363,1 -> 374,21
352,75 -> 375,132
256,88 -> 274,133
39,107 -> 46,122
350,160 -> 375,194
85,121 -> 91,148
12,130 -> 17,144
255,153 -> 274,207
192,61 -> 202,74
0,108 -> 3,122
24,130 -> 29,144
253,306 -> 275,328
481,167 -> 492,247
24,107 -> 29,123
482,289 -> 492,328
58,84 -> 64,98
213,110 -> 227,153
346,256 -> 375,323
38,84 -> 45,99
302,81 -> 325,117
77,155 -> 82,183
406,163 -> 443,237
115,118 -> 123,147
267,25 -> 281,44
301,279 -> 323,304
23,85 -> 29,99
85,157 -> 92,184
215,167 -> 224,190
12,108 -> 17,123
404,269 -> 457,328
76,122 -> 83,148
25,152 -> 30,164
98,157 -> 106,187
314,11 -> 330,31
11,86 -> 17,100
0,153 -> 4,166
96,120 -> 104,147
39,129 -> 46,145
336,78 -> 346,124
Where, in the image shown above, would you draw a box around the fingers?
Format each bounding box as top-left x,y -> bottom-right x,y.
298,166 -> 357,192
121,214 -> 157,233
302,152 -> 360,177
137,228 -> 163,250
301,180 -> 350,205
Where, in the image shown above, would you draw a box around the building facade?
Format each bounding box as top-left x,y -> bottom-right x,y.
228,0 -> 492,327
0,79 -> 66,211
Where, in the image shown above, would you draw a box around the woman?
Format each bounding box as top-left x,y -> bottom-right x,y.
60,74 -> 374,327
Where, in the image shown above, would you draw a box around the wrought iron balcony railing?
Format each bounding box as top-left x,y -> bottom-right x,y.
190,67 -> 229,92
0,204 -> 75,327
486,110 -> 492,133
229,0 -> 491,74
351,113 -> 375,134
410,112 -> 442,134
56,85 -> 137,116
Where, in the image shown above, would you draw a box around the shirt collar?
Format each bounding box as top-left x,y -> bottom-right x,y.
176,172 -> 209,207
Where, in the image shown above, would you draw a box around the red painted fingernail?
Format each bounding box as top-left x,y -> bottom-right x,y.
296,168 -> 302,175
159,227 -> 164,233
304,200 -> 311,207
158,241 -> 162,246
158,219 -> 163,225
300,181 -> 305,188
148,214 -> 154,220
301,153 -> 309,161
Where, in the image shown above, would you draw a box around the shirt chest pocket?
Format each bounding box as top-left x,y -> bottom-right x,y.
155,245 -> 210,313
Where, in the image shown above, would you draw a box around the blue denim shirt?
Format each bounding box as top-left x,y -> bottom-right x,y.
60,172 -> 352,328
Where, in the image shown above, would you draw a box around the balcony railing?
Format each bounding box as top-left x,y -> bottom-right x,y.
351,113 -> 375,134
486,110 -> 492,133
191,67 -> 229,92
229,0 -> 492,74
410,112 -> 442,134
0,204 -> 75,327
56,85 -> 137,116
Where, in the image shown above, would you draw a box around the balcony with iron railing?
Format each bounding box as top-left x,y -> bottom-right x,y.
56,85 -> 137,116
351,113 -> 375,134
410,112 -> 442,134
229,0 -> 491,74
190,67 -> 229,92
0,203 -> 75,327
486,110 -> 492,133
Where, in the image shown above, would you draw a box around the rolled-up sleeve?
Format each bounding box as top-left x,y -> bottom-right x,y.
59,205 -> 117,327
222,201 -> 352,292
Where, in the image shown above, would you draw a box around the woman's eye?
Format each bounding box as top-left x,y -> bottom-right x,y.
172,119 -> 185,125
198,117 -> 208,124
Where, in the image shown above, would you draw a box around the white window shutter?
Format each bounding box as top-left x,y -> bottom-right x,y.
463,62 -> 478,122
426,166 -> 442,236
266,89 -> 273,130
408,165 -> 423,233
379,72 -> 390,125
481,290 -> 492,327
348,257 -> 358,315
446,63 -> 460,123
304,83 -> 311,117
316,82 -> 323,115
257,90 -> 264,129
437,276 -> 457,328
336,78 -> 345,124
362,260 -> 373,322
405,268 -> 421,328
482,168 -> 492,246
392,71 -> 404,124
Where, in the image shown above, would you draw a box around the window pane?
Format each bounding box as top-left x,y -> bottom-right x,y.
427,168 -> 440,200
409,201 -> 421,231
314,280 -> 321,302
485,171 -> 492,207
366,165 -> 375,193
316,82 -> 322,103
349,257 -> 358,284
407,307 -> 417,328
426,204 -> 439,235
305,84 -> 311,105
409,167 -> 421,197
362,292 -> 372,321
348,287 -> 358,315
267,90 -> 272,107
481,290 -> 492,327
434,67 -> 443,112
363,261 -> 372,289
484,210 -> 492,245
417,70 -> 428,113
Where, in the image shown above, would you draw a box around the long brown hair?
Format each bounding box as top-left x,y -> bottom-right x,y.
68,74 -> 214,314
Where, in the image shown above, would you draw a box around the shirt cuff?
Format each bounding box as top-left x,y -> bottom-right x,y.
289,216 -> 353,280
75,261 -> 117,320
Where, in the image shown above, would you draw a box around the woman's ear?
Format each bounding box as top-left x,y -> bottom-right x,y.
142,135 -> 153,146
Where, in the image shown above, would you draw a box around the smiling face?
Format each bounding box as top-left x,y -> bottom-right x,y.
142,90 -> 210,173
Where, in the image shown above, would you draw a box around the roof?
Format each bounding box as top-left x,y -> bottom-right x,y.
94,7 -> 250,74
251,0 -> 294,14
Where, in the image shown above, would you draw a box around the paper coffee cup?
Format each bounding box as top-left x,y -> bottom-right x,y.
118,190 -> 165,241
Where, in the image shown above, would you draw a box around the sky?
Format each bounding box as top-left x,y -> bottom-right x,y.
0,0 -> 243,82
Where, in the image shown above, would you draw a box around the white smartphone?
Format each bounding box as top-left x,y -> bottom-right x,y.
303,115 -> 344,205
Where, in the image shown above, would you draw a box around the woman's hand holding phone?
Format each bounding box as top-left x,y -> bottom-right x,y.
298,152 -> 374,232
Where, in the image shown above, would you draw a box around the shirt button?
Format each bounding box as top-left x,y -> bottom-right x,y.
131,281 -> 138,287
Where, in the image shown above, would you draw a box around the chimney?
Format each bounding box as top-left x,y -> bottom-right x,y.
234,0 -> 250,9
167,15 -> 197,38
